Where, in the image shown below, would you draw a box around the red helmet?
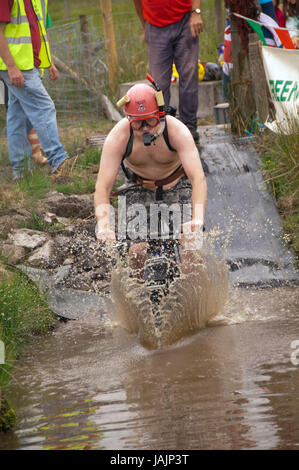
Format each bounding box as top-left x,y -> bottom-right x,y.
124,83 -> 159,118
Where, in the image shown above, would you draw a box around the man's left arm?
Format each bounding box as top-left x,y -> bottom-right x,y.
190,0 -> 203,38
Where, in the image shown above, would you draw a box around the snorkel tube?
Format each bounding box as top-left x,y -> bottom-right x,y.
143,74 -> 166,146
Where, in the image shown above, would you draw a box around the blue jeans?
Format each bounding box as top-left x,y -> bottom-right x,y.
145,12 -> 199,131
1,67 -> 68,177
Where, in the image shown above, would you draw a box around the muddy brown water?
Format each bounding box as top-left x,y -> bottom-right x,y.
1,127 -> 298,451
0,285 -> 298,450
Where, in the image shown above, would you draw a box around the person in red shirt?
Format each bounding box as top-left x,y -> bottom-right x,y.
133,1 -> 203,145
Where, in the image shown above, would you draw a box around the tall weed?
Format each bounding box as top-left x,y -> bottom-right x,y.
258,118 -> 299,257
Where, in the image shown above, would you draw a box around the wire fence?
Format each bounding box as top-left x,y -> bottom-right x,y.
43,9 -> 220,120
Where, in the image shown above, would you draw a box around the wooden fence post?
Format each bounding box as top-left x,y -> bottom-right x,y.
214,0 -> 225,44
99,0 -> 119,94
80,15 -> 92,72
64,0 -> 70,20
230,15 -> 256,135
248,33 -> 270,123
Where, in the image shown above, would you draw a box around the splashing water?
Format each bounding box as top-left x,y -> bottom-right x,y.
110,243 -> 230,349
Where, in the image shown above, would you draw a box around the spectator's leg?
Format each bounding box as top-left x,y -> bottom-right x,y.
5,90 -> 28,178
27,126 -> 47,165
145,21 -> 174,105
2,67 -> 68,173
173,13 -> 199,133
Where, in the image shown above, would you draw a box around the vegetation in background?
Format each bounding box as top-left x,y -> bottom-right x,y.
47,0 -> 218,77
257,120 -> 299,260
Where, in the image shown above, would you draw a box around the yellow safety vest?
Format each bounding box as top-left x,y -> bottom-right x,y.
0,0 -> 51,71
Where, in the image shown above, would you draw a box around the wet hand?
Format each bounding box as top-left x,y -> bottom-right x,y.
190,13 -> 203,37
180,219 -> 203,250
96,229 -> 116,244
182,219 -> 203,234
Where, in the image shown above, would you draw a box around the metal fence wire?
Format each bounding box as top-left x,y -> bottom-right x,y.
44,12 -> 147,119
44,10 -> 218,120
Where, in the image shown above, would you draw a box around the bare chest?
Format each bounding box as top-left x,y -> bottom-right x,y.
125,134 -> 180,177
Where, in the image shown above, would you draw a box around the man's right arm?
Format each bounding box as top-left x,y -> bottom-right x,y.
94,120 -> 129,242
0,22 -> 25,87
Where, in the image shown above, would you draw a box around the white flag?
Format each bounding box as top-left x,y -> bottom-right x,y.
261,46 -> 299,133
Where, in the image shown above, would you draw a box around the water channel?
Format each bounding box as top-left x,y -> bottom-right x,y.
0,285 -> 298,450
1,127 -> 298,450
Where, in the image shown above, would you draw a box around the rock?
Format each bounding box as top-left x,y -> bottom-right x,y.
0,214 -> 29,239
63,257 -> 75,265
2,193 -> 112,294
53,265 -> 72,286
1,242 -> 26,265
8,228 -> 49,250
17,265 -> 53,293
27,239 -> 61,269
44,190 -> 66,203
41,212 -> 58,225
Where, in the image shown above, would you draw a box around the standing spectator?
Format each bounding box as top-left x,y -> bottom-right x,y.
283,0 -> 299,48
222,3 -> 232,100
0,1 -> 70,180
273,1 -> 286,27
133,1 -> 203,144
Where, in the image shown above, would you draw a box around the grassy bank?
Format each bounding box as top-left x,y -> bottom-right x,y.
257,121 -> 299,261
0,117 -> 112,214
0,265 -> 57,432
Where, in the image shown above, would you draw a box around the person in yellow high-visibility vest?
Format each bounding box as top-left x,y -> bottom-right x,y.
0,0 -> 70,179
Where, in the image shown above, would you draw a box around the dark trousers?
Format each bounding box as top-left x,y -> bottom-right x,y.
145,12 -> 199,132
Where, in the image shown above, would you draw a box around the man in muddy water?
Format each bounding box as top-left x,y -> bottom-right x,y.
94,79 -> 207,270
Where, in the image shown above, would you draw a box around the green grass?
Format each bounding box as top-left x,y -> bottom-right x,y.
22,211 -> 50,232
55,176 -> 97,195
54,148 -> 101,195
0,271 -> 56,350
17,170 -> 52,199
48,0 -> 136,23
76,148 -> 101,168
258,119 -> 299,259
0,267 -> 57,430
0,121 -> 105,208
